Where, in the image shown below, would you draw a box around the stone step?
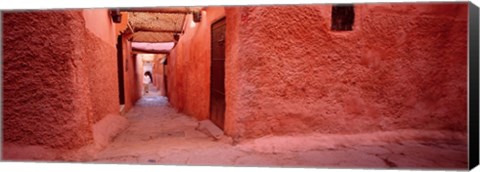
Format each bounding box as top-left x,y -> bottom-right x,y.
196,120 -> 224,140
119,104 -> 126,116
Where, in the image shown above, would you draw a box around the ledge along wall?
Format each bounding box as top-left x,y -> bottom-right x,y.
223,3 -> 468,140
166,7 -> 226,119
3,9 -> 130,160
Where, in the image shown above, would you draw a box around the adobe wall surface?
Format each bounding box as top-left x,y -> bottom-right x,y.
223,3 -> 468,140
3,9 -> 126,160
167,7 -> 226,119
152,55 -> 166,96
83,10 -> 131,155
166,46 -> 184,112
84,36 -> 118,123
122,36 -> 141,112
136,53 -> 145,96
82,9 -> 120,123
3,11 -> 95,152
83,9 -> 116,46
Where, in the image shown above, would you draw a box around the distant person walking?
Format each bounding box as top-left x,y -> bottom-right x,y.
143,72 -> 151,94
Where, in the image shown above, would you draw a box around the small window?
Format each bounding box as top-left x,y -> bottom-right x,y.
331,5 -> 355,31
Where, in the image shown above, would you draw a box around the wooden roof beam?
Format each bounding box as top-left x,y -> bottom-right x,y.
120,8 -> 194,14
132,47 -> 170,54
133,27 -> 182,33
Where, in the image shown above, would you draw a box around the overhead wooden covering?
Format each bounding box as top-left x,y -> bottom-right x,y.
129,12 -> 185,32
132,48 -> 170,54
121,7 -> 201,13
132,31 -> 175,43
125,7 -> 203,43
132,42 -> 174,54
132,42 -> 175,51
128,11 -> 185,42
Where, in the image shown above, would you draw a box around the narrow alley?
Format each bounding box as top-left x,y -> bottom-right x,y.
2,3 -> 471,170
92,85 -> 467,169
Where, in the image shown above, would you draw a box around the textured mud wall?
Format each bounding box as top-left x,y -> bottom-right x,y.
83,9 -> 116,46
3,9 -> 123,160
152,55 -> 166,96
223,3 -> 468,140
166,45 -> 183,112
136,54 -> 145,96
83,10 -> 119,123
3,11 -> 94,151
167,7 -> 225,119
122,35 -> 140,112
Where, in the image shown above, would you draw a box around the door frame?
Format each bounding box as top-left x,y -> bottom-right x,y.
209,17 -> 227,129
116,35 -> 126,105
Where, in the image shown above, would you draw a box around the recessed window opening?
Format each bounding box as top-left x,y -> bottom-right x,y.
331,5 -> 355,31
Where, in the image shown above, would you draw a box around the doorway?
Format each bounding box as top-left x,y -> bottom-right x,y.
163,57 -> 168,98
117,35 -> 126,105
209,18 -> 226,130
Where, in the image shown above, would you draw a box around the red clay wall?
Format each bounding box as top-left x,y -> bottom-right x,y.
122,35 -> 141,112
83,9 -> 120,123
166,49 -> 183,111
83,9 -> 116,46
110,11 -> 140,112
167,7 -> 225,119
3,9 -> 125,160
223,3 -> 468,140
3,10 -> 94,151
136,53 -> 145,96
152,55 -> 166,96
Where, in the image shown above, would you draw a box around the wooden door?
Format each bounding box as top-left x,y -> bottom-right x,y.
210,18 -> 226,129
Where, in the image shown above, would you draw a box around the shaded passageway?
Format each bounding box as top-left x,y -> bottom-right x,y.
93,86 -> 467,168
93,85 -> 236,164
1,4 -> 471,170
